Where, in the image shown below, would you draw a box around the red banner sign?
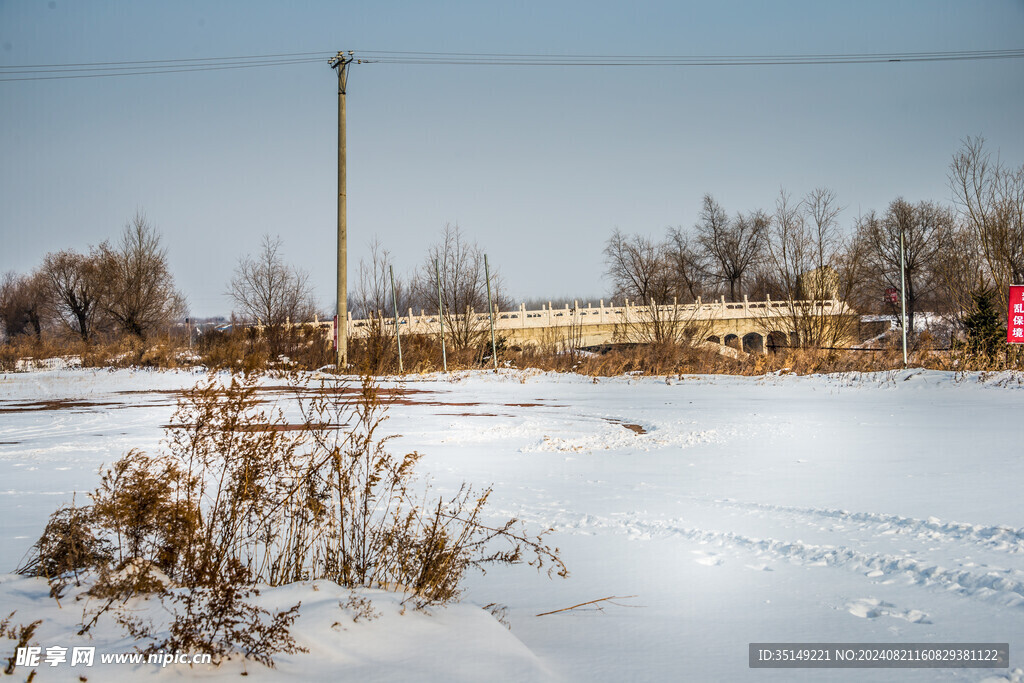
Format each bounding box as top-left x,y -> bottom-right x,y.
1009,285 -> 1024,344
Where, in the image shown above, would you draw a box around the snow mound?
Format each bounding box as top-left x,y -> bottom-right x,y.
0,576 -> 555,682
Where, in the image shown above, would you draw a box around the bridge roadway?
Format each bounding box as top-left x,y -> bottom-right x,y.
315,296 -> 853,353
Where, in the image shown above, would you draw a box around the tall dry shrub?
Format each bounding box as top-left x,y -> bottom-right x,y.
20,371 -> 564,664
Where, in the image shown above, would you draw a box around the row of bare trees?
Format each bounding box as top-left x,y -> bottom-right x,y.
604,188 -> 853,346
1,213 -> 186,344
949,137 -> 1024,317
2,214 -> 501,366
603,137 -> 1023,349
227,136 -> 1022,360
5,137 -> 1019,360
225,223 -> 506,360
226,135 -> 1022,356
1,215 -> 323,361
350,224 -> 507,357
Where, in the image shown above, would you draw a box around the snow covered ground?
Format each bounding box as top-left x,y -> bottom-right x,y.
1,366 -> 1023,681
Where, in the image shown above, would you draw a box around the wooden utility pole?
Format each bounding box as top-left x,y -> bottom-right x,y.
390,264 -> 404,373
435,258 -> 447,372
485,253 -> 498,370
899,223 -> 908,368
329,51 -> 354,371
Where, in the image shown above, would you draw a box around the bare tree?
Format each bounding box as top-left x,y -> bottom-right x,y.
762,188 -> 857,347
352,238 -> 410,320
410,224 -> 503,354
350,238 -> 412,370
99,212 -> 186,341
0,270 -> 50,342
229,234 -> 318,349
854,198 -> 950,335
603,229 -> 671,304
949,136 -> 1024,315
41,249 -> 105,342
602,229 -> 710,344
933,221 -> 989,326
663,227 -> 709,302
694,194 -> 768,301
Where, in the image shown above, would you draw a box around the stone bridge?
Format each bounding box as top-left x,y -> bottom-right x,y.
316,297 -> 854,353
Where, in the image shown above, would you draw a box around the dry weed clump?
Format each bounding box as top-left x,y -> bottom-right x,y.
19,371 -> 565,666
194,327 -> 270,372
195,327 -> 331,373
0,336 -> 71,371
2,612 -> 42,677
16,503 -> 111,596
77,334 -> 192,369
347,331 -> 509,375
1,324 -> 334,374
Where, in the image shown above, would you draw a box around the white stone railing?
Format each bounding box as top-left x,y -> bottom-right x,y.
305,296 -> 850,338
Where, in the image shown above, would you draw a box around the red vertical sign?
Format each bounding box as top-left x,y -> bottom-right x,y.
1009,285 -> 1024,344
333,315 -> 339,350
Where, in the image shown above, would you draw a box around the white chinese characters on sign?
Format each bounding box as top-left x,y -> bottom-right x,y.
1010,286 -> 1024,344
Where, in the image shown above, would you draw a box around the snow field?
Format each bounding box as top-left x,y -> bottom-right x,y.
1,367 -> 1023,681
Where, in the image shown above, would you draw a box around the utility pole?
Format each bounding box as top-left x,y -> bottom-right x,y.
329,51 -> 355,371
485,253 -> 498,370
390,264 -> 404,373
899,223 -> 908,368
435,258 -> 447,373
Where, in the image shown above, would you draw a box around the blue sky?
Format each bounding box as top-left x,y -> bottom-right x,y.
2,1 -> 1023,316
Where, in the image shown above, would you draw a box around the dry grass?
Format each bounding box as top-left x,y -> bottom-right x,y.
0,325 -> 336,373
18,371 -> 565,666
0,336 -> 71,371
2,612 -> 42,677
4,320 -> 1021,377
332,321 -> 1024,377
505,337 -> 1022,377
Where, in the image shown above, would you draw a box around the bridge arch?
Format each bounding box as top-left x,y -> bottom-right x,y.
724,334 -> 740,349
767,330 -> 789,353
742,332 -> 764,354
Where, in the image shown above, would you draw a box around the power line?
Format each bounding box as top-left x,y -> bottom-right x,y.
356,47 -> 1024,66
356,47 -> 1024,59
2,47 -> 1021,82
0,58 -> 324,81
0,52 -> 332,82
0,50 -> 334,69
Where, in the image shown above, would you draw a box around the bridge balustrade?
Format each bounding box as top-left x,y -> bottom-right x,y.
301,296 -> 848,339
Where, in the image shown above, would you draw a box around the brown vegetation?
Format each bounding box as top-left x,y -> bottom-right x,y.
18,373 -> 566,665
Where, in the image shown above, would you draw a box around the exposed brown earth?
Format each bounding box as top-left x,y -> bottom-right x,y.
0,400 -> 121,413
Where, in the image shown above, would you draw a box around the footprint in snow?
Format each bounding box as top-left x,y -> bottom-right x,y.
692,550 -> 723,567
846,598 -> 931,624
745,562 -> 774,572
